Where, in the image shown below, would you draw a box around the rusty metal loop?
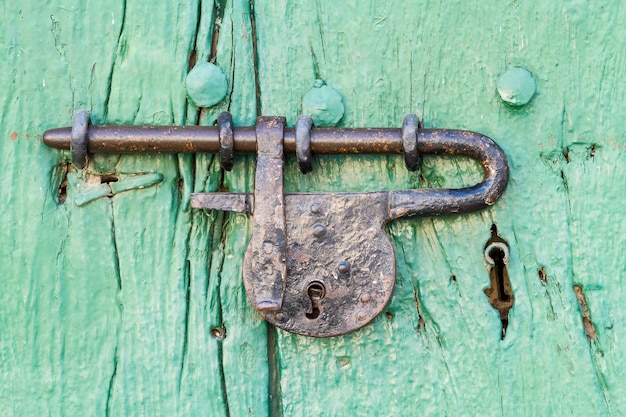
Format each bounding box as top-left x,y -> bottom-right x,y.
296,115 -> 313,174
388,129 -> 509,220
218,111 -> 234,171
402,114 -> 421,171
71,110 -> 90,169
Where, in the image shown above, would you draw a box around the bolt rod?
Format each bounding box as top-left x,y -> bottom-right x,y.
43,125 -> 487,156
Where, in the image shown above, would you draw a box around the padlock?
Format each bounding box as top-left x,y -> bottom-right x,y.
44,111 -> 509,337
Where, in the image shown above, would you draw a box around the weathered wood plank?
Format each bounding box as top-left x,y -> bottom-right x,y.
71,1 -> 205,414
0,2 -> 127,415
558,4 -> 626,414
254,1 -> 613,416
0,1 -> 267,415
193,0 -> 270,416
4,1 -> 626,416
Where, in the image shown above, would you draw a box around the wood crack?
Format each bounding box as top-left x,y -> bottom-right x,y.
557,106 -> 612,416
573,285 -> 613,415
105,347 -> 119,417
210,0 -> 227,64
103,0 -> 127,121
187,0 -> 204,70
412,286 -> 426,335
226,14 -> 236,113
267,323 -> 283,417
214,213 -> 231,417
245,5 -> 280,412
249,0 -> 261,116
177,259 -> 192,395
109,202 -> 122,291
104,189 -> 123,415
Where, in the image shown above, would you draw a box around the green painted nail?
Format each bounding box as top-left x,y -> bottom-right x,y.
185,62 -> 228,108
302,81 -> 345,126
497,67 -> 536,107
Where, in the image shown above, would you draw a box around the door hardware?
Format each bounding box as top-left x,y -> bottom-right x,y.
44,111 -> 509,337
484,226 -> 513,339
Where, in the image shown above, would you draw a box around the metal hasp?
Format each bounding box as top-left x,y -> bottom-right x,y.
44,112 -> 509,337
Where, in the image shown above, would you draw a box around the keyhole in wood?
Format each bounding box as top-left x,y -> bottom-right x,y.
305,281 -> 326,320
484,225 -> 514,339
490,247 -> 510,302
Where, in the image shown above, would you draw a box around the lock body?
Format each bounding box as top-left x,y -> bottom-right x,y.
259,192 -> 394,337
239,118 -> 396,337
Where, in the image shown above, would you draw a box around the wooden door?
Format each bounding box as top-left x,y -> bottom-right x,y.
2,1 -> 623,416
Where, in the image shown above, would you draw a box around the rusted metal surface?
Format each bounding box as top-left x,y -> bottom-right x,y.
44,124 -> 407,155
190,193 -> 253,214
388,128 -> 509,218
217,111 -> 234,171
190,123 -> 509,337
295,115 -> 313,173
189,128 -> 510,218
44,119 -> 507,179
265,192 -> 395,337
193,191 -> 397,337
242,117 -> 287,312
44,111 -> 510,337
45,120 -> 493,157
70,110 -> 90,169
401,113 -> 420,171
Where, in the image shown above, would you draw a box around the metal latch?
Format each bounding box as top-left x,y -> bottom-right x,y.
44,111 -> 509,337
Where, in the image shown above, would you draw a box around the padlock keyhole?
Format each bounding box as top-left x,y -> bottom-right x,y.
305,281 -> 326,320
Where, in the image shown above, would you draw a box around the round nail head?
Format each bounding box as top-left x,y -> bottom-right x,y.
310,202 -> 322,214
302,80 -> 345,126
497,67 -> 536,106
312,224 -> 327,238
338,261 -> 350,274
185,62 -> 228,108
360,293 -> 371,303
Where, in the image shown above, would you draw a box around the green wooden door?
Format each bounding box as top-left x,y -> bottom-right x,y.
2,1 -> 623,416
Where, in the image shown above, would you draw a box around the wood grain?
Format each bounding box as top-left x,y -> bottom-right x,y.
0,1 -> 265,415
255,1 -> 619,416
2,1 -> 625,416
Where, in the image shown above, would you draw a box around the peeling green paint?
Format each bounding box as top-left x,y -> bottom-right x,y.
2,1 -> 626,417
74,173 -> 163,206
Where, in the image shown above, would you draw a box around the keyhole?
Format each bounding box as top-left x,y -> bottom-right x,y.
490,248 -> 509,302
305,281 -> 326,320
484,225 -> 514,339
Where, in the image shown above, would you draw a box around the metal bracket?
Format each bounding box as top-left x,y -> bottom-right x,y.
44,112 -> 509,337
